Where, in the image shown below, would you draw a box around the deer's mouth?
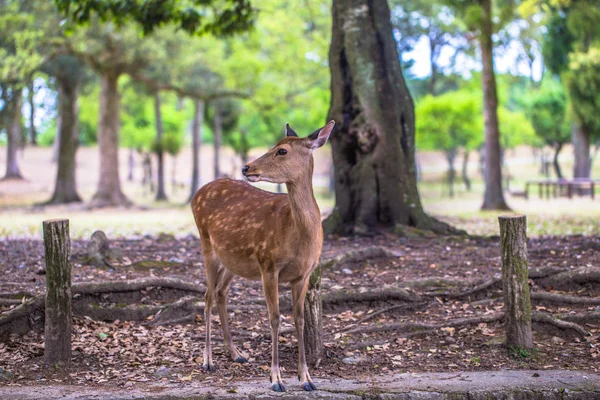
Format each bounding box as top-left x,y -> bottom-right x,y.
245,174 -> 261,182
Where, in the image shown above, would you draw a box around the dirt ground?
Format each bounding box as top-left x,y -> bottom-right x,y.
0,233 -> 599,389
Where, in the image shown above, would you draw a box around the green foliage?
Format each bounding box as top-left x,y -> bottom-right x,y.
54,0 -> 256,36
524,77 -> 571,146
497,107 -> 537,149
563,47 -> 600,136
416,90 -> 483,154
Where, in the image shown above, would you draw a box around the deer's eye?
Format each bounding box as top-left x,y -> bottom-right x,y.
277,148 -> 287,156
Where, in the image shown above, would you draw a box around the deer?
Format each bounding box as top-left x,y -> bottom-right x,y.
191,120 -> 335,392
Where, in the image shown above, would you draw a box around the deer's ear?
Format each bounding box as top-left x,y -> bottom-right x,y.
285,123 -> 298,137
306,120 -> 335,149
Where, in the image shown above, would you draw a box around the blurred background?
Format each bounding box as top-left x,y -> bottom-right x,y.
0,0 -> 599,239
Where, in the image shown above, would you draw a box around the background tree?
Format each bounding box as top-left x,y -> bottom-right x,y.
416,90 -> 482,196
525,77 -> 571,178
43,55 -> 87,204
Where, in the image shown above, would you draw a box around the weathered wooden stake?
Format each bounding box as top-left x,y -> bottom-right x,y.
499,215 -> 533,350
43,219 -> 72,366
304,265 -> 323,364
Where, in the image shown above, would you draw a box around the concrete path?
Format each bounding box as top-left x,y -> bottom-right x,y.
1,370 -> 600,399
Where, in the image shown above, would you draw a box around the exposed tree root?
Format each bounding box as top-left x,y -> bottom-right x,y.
531,312 -> 589,339
343,313 -> 504,335
531,291 -> 600,306
73,277 -> 204,295
555,312 -> 600,324
320,246 -> 402,270
343,312 -> 590,340
528,266 -> 571,279
322,288 -> 421,309
0,277 -> 206,340
337,303 -> 427,333
0,299 -> 23,307
423,278 -> 501,299
536,267 -> 600,291
401,277 -> 473,290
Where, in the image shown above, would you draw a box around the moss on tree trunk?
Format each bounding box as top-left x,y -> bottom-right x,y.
43,219 -> 73,367
499,215 -> 533,350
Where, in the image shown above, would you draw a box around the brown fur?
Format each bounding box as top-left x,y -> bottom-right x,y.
191,121 -> 334,392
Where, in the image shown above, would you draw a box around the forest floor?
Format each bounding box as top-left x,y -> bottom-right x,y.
1,233 -> 599,391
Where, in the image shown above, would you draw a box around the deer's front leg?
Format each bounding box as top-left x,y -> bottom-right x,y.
262,270 -> 284,392
291,276 -> 317,391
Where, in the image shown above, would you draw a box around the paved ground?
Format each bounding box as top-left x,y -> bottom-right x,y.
1,370 -> 600,399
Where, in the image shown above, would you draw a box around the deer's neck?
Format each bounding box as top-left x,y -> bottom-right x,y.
285,158 -> 321,237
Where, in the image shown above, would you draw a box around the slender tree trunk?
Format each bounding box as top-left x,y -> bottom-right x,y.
47,76 -> 82,204
189,99 -> 204,201
28,81 -> 37,146
553,142 -> 563,179
479,0 -> 510,211
90,70 -> 131,207
446,149 -> 456,198
572,123 -> 591,179
429,38 -> 438,95
171,156 -> 177,194
324,0 -> 454,236
462,150 -> 471,191
213,104 -> 222,180
4,89 -> 24,180
154,92 -> 168,201
127,148 -> 134,182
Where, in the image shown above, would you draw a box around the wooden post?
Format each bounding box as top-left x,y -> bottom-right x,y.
304,265 -> 323,364
43,219 -> 72,366
499,215 -> 533,350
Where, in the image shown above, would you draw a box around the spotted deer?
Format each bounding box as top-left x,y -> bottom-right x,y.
191,121 -> 335,392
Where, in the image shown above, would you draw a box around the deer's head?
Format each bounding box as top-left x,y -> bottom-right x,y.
242,121 -> 335,184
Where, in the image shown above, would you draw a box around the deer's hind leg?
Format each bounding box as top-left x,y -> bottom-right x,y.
215,269 -> 247,363
201,237 -> 220,372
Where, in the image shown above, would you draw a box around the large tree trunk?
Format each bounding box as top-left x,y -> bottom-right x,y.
189,99 -> 204,202
462,150 -> 471,191
553,142 -> 563,179
213,104 -> 222,180
479,0 -> 510,211
154,92 -> 168,201
27,81 -> 37,146
4,89 -> 24,180
323,0 -> 453,236
52,113 -> 61,163
90,70 -> 131,207
46,76 -> 82,204
572,123 -> 591,178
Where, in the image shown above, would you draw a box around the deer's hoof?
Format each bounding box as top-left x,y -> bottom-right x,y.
303,382 -> 317,391
234,356 -> 248,363
202,363 -> 216,372
272,382 -> 286,392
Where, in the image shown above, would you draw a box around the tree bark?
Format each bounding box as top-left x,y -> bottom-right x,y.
446,149 -> 456,197
47,76 -> 82,204
572,123 -> 591,178
189,99 -> 204,201
28,81 -> 37,146
213,104 -> 222,180
304,265 -> 323,364
499,215 -> 533,350
127,148 -> 134,182
324,0 -> 454,236
52,113 -> 61,163
154,92 -> 168,201
4,89 -> 24,180
479,0 -> 510,211
462,150 -> 471,191
43,219 -> 72,367
553,142 -> 563,179
90,70 -> 131,207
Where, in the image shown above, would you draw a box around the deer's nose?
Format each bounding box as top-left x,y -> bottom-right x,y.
241,165 -> 250,176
